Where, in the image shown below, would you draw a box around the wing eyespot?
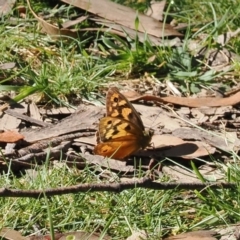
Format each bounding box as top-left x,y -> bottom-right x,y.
113,96 -> 119,103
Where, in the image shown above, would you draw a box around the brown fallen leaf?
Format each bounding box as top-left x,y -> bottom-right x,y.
127,90 -> 240,108
61,16 -> 88,29
0,0 -> 16,16
217,29 -> 240,46
172,128 -> 240,152
164,230 -> 218,240
0,62 -> 16,70
29,101 -> 42,121
27,0 -> 109,38
0,130 -> 24,143
29,231 -> 111,240
92,17 -> 182,45
61,0 -> 182,38
0,113 -> 21,130
29,232 -> 64,240
162,165 -> 201,183
149,135 -> 215,159
126,230 -> 148,240
26,0 -> 79,38
163,141 -> 214,159
0,228 -> 27,240
58,231 -> 111,240
145,0 -> 166,21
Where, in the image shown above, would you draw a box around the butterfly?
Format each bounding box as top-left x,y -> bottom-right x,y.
94,87 -> 154,160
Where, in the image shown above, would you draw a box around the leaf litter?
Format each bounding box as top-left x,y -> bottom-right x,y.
1,87 -> 240,178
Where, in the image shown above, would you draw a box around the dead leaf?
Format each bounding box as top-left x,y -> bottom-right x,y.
126,230 -> 148,240
145,0 -> 166,21
29,233 -> 64,240
62,16 -> 88,29
0,113 -> 21,130
0,228 -> 27,240
163,141 -> 215,159
198,165 -> 224,182
172,127 -> 240,152
75,136 -> 96,146
197,106 -> 232,116
216,29 -> 240,46
128,90 -> 240,107
29,101 -> 42,121
162,165 -> 201,183
5,143 -> 16,154
152,135 -> 185,148
0,0 -> 16,16
26,0 -> 79,38
216,224 -> 240,240
58,231 -> 111,240
151,135 -> 215,159
67,153 -> 135,173
89,18 -> 181,46
164,230 -> 218,240
4,109 -> 50,127
0,62 -> 16,70
0,130 -> 24,143
61,0 -> 182,38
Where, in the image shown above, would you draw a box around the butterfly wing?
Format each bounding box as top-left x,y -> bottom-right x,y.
94,117 -> 150,159
94,87 -> 153,160
106,87 -> 145,131
97,116 -> 143,142
94,141 -> 140,159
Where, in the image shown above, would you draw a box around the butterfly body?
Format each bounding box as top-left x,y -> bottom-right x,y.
94,87 -> 153,160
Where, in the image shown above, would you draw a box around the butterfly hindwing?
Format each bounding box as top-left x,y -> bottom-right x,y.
98,117 -> 143,142
94,140 -> 141,160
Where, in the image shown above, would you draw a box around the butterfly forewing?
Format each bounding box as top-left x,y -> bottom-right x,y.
106,87 -> 145,131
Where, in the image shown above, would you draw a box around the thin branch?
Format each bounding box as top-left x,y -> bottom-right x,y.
0,177 -> 236,199
17,131 -> 94,157
5,109 -> 51,127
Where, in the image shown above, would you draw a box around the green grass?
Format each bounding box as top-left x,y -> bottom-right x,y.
2,0 -> 240,104
1,0 -> 240,239
0,157 -> 240,239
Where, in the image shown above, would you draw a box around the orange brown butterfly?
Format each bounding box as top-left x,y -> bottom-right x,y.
94,87 -> 154,160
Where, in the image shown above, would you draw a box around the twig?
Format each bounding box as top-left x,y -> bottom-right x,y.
17,131 -> 94,156
5,109 -> 51,127
15,149 -> 62,163
0,177 -> 236,199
